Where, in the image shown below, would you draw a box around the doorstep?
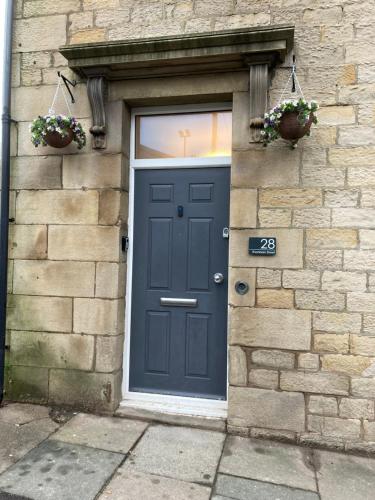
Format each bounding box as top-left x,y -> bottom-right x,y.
116,399 -> 227,432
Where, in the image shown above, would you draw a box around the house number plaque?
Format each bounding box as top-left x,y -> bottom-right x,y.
249,237 -> 277,256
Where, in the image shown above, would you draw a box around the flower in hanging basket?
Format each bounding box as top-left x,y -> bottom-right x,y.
30,114 -> 86,150
262,98 -> 319,146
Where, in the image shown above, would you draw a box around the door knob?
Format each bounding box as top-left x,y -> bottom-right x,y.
213,272 -> 224,284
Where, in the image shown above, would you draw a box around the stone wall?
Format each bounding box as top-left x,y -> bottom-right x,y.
7,0 -> 375,450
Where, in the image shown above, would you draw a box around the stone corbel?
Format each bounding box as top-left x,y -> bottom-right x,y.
247,63 -> 270,143
87,75 -> 108,149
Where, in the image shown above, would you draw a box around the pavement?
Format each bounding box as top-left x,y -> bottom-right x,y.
0,404 -> 375,499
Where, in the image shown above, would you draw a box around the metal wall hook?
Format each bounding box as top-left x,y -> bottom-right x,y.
57,71 -> 77,104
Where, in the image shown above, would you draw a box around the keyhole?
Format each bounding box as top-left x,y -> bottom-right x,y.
177,205 -> 184,217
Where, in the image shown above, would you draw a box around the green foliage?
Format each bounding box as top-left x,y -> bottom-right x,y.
30,114 -> 86,149
262,98 -> 319,145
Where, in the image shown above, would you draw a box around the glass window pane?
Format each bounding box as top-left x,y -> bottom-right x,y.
135,110 -> 232,159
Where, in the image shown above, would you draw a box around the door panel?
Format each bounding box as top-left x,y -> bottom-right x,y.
129,167 -> 230,400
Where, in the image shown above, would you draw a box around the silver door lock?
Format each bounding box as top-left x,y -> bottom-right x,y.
213,273 -> 224,284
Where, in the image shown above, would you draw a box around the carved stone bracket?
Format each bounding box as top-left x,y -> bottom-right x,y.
87,76 -> 108,149
248,63 -> 270,143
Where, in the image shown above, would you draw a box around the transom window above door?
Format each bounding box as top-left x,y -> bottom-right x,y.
134,109 -> 232,160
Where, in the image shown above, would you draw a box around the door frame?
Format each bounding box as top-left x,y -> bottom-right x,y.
122,102 -> 232,417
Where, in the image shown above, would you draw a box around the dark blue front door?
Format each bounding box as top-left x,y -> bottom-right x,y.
129,167 -> 230,400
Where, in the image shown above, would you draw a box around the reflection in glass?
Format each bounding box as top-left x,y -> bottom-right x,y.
135,110 -> 232,159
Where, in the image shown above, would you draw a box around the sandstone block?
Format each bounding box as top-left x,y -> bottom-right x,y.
83,0 -> 120,8
364,421 -> 375,441
228,386 -> 305,432
296,291 -> 345,311
306,229 -> 358,249
338,126 -> 375,146
96,262 -> 126,299
48,226 -> 120,262
308,415 -> 360,440
293,208 -> 331,228
313,311 -> 361,333
230,189 -> 257,228
318,106 -> 356,125
249,369 -> 278,389
329,147 -> 375,166
360,230 -> 375,248
232,92 -> 249,150
229,346 -> 247,386
70,29 -> 106,44
99,190 -> 127,225
14,260 -> 95,298
298,353 -> 319,371
95,8 -> 130,27
259,189 -> 322,208
322,354 -> 372,376
228,268 -> 255,307
283,270 -> 320,290
345,250 -> 375,270
230,308 -> 311,351
49,369 -> 121,412
280,371 -> 349,395
322,271 -> 366,292
324,189 -> 359,208
7,295 -> 72,333
306,249 -> 342,270
256,289 -> 294,309
231,149 -> 299,188
8,225 -> 47,260
74,298 -> 123,335
63,154 -> 122,189
302,167 -> 345,188
314,334 -> 349,354
95,335 -> 124,373
12,85 -> 90,122
69,11 -> 93,31
230,229 -> 303,269
256,269 -> 281,288
309,395 -> 338,416
348,167 -> 375,187
11,156 -> 62,190
350,335 -> 375,356
347,292 -> 375,313
13,16 -> 67,52
251,349 -> 295,369
361,190 -> 375,207
10,331 -> 94,371
352,378 -> 375,398
339,398 -> 374,419
364,315 -> 375,335
16,190 -> 98,225
258,209 -> 291,227
24,0 -> 80,16
195,0 -> 233,16
303,6 -> 343,24
6,366 -> 48,403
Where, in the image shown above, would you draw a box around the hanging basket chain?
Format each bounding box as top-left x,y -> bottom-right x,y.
48,73 -> 74,116
277,55 -> 305,106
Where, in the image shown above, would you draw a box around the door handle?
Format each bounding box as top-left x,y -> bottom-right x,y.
213,273 -> 224,284
160,298 -> 197,307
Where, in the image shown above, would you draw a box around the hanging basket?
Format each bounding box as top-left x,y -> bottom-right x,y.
45,128 -> 74,148
278,111 -> 314,144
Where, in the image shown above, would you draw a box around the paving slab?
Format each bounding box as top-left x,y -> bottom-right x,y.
0,404 -> 51,425
0,419 -> 59,474
52,413 -> 149,454
126,424 -> 225,485
316,449 -> 375,500
215,474 -> 319,500
0,440 -> 124,500
219,436 -> 317,492
99,466 -> 211,500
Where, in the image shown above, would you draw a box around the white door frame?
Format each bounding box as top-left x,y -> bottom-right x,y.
122,102 -> 232,418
